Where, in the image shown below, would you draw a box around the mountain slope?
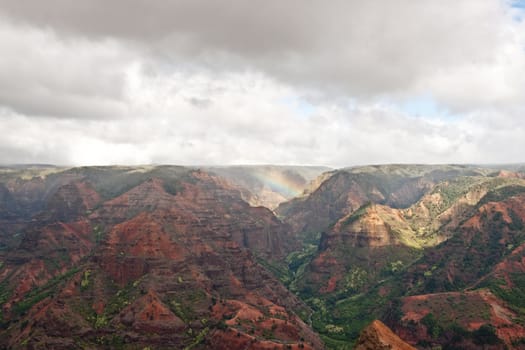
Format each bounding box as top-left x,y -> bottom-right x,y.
276,165 -> 525,348
276,164 -> 489,235
0,166 -> 322,349
3,163 -> 525,349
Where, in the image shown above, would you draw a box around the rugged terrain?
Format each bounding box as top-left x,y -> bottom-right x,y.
0,165 -> 322,349
275,164 -> 525,349
2,163 -> 525,349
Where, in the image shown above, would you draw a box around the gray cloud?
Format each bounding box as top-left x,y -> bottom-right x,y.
0,19 -> 133,119
1,1 -> 522,103
0,1 -> 524,166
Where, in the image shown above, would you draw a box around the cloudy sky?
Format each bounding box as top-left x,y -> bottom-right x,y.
0,0 -> 524,167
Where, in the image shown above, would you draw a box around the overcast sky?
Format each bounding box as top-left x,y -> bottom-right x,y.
0,0 -> 524,167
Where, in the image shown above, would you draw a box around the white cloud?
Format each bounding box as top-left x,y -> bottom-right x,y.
0,1 -> 524,166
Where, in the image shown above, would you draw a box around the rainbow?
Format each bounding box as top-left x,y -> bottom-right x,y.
252,169 -> 306,199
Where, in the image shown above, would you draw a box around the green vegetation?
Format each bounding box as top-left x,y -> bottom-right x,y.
430,176 -> 486,212
330,292 -> 387,340
342,268 -> 367,293
411,201 -> 525,295
286,244 -> 318,273
88,334 -> 125,348
73,273 -> 145,331
478,183 -> 525,207
80,269 -> 91,291
270,225 -> 422,348
419,321 -> 502,348
12,289 -> 54,316
92,225 -> 105,244
162,179 -> 183,196
267,174 -> 525,349
483,274 -> 525,315
184,327 -> 209,350
11,267 -> 79,317
296,276 -> 408,348
285,244 -> 318,292
105,285 -> 135,316
258,231 -> 391,347
473,324 -> 500,345
256,257 -> 294,287
167,289 -> 207,323
0,278 -> 11,325
94,314 -> 109,329
340,203 -> 371,228
169,299 -> 195,323
421,313 -> 442,338
388,260 -> 404,274
509,208 -> 525,231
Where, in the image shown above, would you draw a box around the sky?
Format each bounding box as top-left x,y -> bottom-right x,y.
0,0 -> 524,168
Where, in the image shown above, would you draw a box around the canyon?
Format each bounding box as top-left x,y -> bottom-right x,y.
1,164 -> 525,349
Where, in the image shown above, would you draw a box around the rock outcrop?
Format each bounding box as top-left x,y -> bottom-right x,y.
355,320 -> 415,350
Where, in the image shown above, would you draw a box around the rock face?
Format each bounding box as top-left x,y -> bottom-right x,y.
0,166 -> 322,349
327,204 -> 414,248
302,204 -> 422,296
355,320 -> 416,350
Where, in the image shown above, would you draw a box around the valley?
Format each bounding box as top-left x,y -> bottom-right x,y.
1,164 -> 525,349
